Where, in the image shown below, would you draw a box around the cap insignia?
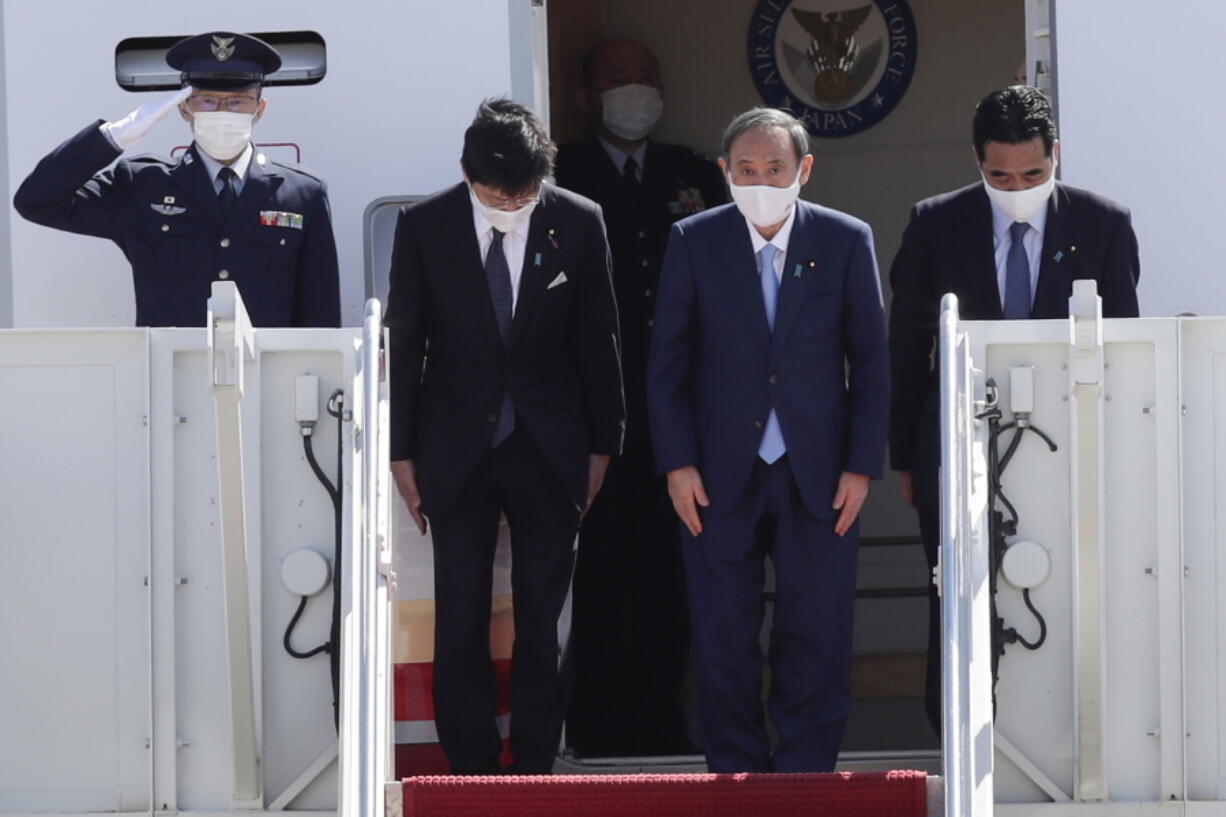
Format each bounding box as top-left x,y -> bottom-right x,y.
211,35 -> 236,62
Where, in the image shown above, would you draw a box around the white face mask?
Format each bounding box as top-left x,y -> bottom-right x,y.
600,84 -> 663,141
470,185 -> 538,234
726,167 -> 803,228
981,158 -> 1057,223
193,111 -> 254,161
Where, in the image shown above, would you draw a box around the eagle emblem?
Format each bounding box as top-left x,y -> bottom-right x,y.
791,5 -> 873,105
210,35 -> 236,62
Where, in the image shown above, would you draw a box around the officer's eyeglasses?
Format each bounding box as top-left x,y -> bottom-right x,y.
187,94 -> 261,114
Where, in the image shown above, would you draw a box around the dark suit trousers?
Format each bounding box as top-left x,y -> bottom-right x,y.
683,456 -> 858,773
568,440 -> 691,756
911,412 -> 943,736
429,427 -> 581,774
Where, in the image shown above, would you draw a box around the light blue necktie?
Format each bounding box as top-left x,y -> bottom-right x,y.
757,244 -> 786,464
1003,221 -> 1032,319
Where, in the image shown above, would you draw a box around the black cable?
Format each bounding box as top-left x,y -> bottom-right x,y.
283,595 -> 330,658
326,390 -> 344,733
1013,588 -> 1048,650
282,388 -> 345,734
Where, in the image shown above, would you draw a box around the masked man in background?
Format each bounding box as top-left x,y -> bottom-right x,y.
14,30 -> 339,327
555,36 -> 726,758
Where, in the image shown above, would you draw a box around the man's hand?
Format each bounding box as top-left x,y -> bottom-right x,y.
101,86 -> 193,151
667,466 -> 710,536
898,470 -> 913,506
832,471 -> 870,537
584,454 -> 610,515
391,459 -> 427,535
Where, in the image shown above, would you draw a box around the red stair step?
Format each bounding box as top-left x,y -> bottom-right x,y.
402,770 -> 928,817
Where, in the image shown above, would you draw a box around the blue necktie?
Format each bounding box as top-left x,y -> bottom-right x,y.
1003,221 -> 1032,319
486,229 -> 515,447
757,244 -> 786,464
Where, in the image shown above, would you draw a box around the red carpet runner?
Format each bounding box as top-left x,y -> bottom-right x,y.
401,770 -> 928,816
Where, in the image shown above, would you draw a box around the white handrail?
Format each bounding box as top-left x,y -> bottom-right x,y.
340,299 -> 392,817
940,293 -> 994,817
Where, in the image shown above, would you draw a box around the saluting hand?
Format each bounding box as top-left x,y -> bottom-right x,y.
391,459 -> 428,536
667,466 -> 710,537
833,471 -> 870,537
101,86 -> 193,151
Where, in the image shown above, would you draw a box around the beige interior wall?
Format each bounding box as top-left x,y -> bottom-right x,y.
570,0 -> 1025,537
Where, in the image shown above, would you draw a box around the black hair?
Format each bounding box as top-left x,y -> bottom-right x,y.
460,99 -> 556,195
971,85 -> 1057,161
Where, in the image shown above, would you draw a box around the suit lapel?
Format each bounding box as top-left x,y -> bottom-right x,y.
1032,184 -> 1071,318
442,183 -> 503,351
509,188 -> 558,349
960,186 -> 1004,319
725,208 -> 771,355
170,145 -> 224,223
770,203 -> 818,362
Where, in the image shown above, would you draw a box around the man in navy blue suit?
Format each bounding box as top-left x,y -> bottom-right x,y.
14,31 -> 339,327
646,107 -> 889,773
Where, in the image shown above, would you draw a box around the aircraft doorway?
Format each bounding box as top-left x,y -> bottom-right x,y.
545,0 -> 1027,767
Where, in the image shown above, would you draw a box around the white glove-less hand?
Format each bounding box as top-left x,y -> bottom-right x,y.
100,86 -> 193,151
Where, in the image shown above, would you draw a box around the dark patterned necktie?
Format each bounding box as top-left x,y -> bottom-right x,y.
485,229 -> 515,445
1003,221 -> 1031,319
218,167 -> 238,215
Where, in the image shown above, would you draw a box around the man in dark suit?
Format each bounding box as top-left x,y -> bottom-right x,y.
386,99 -> 624,775
554,37 -> 726,757
647,108 -> 889,773
888,85 -> 1140,734
13,31 -> 339,327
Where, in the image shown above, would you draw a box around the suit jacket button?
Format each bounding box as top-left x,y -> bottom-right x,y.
219,237 -> 231,248
218,270 -> 230,280
768,373 -> 779,384
161,224 -> 170,232
487,413 -> 497,423
754,419 -> 764,428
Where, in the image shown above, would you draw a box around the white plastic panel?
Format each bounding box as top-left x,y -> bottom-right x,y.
0,332 -> 150,812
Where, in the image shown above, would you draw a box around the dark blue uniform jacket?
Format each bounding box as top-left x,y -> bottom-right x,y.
14,120 -> 340,327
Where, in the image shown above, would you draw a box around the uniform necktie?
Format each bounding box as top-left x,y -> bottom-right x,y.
623,155 -> 639,186
486,229 -> 515,446
756,244 -> 786,463
1003,221 -> 1032,319
218,166 -> 237,215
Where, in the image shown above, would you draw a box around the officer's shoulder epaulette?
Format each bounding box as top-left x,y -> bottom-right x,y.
124,152 -> 179,171
268,158 -> 327,184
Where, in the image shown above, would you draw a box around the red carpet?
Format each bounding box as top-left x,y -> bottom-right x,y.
401,770 -> 928,816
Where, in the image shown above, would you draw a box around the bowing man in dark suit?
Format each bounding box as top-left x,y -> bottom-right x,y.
647,108 -> 889,773
888,85 -> 1140,734
13,31 -> 339,328
386,99 -> 624,775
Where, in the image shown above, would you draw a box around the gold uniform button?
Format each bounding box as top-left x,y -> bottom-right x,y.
161,224 -> 170,232
637,230 -> 647,239
644,288 -> 653,297
280,238 -> 287,247
218,270 -> 230,280
219,238 -> 231,248
641,259 -> 649,268
754,419 -> 765,429
768,373 -> 779,384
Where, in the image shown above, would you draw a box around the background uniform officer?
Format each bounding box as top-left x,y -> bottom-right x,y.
555,37 -> 726,757
14,31 -> 340,327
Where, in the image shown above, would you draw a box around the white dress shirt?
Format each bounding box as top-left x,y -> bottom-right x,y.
744,205 -> 797,282
990,195 -> 1048,307
469,185 -> 531,313
197,143 -> 254,196
598,137 -> 648,182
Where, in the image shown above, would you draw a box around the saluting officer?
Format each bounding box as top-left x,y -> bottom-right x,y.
14,31 -> 340,327
555,37 -> 726,757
